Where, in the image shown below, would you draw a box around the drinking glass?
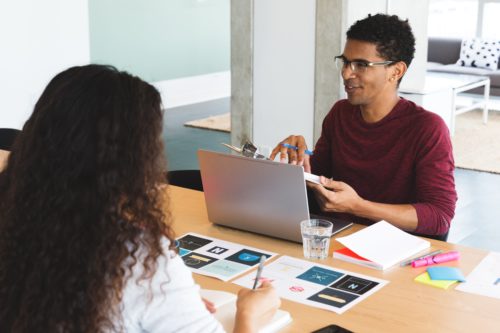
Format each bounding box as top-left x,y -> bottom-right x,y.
300,219 -> 333,259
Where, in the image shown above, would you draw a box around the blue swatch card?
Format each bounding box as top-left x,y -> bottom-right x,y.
427,266 -> 466,282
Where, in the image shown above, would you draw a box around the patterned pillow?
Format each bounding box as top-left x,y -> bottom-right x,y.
457,38 -> 500,70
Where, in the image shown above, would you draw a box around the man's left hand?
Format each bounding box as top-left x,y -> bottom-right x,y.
310,177 -> 363,214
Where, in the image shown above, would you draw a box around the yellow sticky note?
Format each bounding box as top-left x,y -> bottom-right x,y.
414,272 -> 457,289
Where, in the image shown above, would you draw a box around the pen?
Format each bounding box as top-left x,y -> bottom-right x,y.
252,255 -> 267,290
281,143 -> 313,156
399,250 -> 443,267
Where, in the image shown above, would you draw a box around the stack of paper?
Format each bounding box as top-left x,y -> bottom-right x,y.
332,247 -> 375,269
334,221 -> 430,270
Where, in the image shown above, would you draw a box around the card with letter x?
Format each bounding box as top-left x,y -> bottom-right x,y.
176,233 -> 277,281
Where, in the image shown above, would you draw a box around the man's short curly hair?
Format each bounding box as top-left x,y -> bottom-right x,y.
347,13 -> 416,68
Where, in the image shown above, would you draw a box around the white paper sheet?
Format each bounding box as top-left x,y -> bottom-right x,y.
456,251 -> 500,299
233,255 -> 388,314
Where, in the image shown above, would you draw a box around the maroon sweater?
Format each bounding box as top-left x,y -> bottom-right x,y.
310,98 -> 457,235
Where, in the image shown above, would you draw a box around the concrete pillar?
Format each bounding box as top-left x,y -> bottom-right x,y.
314,0 -> 345,143
231,0 -> 344,151
230,0 -> 254,147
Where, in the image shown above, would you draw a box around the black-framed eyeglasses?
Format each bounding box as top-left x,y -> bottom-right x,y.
334,55 -> 396,73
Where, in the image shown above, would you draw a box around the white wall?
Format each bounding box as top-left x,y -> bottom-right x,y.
389,0 -> 429,92
253,0 -> 316,151
0,0 -> 90,129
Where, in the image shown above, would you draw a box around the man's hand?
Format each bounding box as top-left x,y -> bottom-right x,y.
310,177 -> 363,214
308,177 -> 419,232
269,135 -> 311,172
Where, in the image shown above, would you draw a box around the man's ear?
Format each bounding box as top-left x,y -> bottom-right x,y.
393,61 -> 408,81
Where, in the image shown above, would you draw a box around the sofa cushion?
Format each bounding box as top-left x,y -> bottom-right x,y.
457,38 -> 500,70
428,64 -> 500,88
428,37 -> 462,64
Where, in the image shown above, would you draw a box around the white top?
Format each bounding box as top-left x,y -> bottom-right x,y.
118,238 -> 225,333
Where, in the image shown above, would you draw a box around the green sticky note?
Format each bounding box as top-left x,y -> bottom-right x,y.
414,272 -> 457,289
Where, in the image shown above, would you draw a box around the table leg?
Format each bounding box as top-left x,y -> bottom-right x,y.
451,88 -> 457,136
483,81 -> 490,124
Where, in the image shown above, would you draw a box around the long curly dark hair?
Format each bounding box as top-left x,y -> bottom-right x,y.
0,64 -> 173,332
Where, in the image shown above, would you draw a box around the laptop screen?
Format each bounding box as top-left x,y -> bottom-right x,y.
198,149 -> 310,242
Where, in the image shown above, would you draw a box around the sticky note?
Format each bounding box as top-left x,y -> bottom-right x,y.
427,266 -> 466,282
414,272 -> 457,289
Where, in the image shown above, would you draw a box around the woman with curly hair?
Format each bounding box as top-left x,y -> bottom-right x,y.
0,64 -> 279,332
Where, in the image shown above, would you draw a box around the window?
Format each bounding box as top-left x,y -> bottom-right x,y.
428,0 -> 500,38
481,2 -> 500,38
428,0 -> 478,38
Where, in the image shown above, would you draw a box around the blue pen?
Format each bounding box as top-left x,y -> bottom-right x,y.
282,143 -> 313,156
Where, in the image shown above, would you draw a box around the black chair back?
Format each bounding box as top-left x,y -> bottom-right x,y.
0,128 -> 21,151
166,170 -> 203,191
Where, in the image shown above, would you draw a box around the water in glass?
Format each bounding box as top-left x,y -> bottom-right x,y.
301,219 -> 333,259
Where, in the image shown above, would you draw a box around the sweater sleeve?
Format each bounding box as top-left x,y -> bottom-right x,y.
412,115 -> 457,235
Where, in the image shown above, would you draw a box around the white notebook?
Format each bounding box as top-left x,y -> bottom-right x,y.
200,289 -> 292,333
335,221 -> 431,270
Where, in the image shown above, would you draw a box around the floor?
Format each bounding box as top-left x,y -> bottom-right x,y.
163,98 -> 500,253
163,98 -> 230,171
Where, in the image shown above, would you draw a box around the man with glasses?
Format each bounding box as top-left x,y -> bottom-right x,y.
270,14 -> 456,239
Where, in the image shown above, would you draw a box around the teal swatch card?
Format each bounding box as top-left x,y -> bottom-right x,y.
427,266 -> 466,282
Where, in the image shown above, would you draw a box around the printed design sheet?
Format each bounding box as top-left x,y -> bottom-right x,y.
233,255 -> 388,314
176,233 -> 277,281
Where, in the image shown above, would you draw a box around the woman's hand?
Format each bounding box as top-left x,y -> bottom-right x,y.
202,297 -> 216,314
233,281 -> 280,333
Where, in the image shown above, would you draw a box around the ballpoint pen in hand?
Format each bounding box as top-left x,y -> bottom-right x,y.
281,143 -> 313,156
252,255 -> 267,290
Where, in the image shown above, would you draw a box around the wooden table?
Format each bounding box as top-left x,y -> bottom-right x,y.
169,185 -> 498,332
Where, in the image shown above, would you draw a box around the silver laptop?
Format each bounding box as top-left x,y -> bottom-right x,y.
198,149 -> 352,242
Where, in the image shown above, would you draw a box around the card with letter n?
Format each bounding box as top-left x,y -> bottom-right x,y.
176,232 -> 277,281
